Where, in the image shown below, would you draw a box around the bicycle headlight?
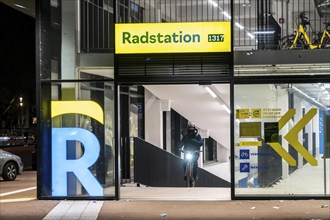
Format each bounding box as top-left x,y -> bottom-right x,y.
186,152 -> 193,161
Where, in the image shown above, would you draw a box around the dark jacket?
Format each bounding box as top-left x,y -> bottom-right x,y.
178,130 -> 203,150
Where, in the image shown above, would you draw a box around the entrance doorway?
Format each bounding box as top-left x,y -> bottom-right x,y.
119,84 -> 231,200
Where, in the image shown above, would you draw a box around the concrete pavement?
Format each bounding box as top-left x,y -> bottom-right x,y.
0,199 -> 329,219
1,172 -> 329,219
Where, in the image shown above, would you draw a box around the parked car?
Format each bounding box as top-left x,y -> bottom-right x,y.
0,149 -> 24,181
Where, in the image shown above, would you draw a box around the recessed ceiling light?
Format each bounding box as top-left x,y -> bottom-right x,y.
13,4 -> 27,9
204,86 -> 217,98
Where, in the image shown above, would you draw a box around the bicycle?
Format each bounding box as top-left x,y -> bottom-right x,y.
279,12 -> 330,49
313,22 -> 330,49
181,149 -> 200,187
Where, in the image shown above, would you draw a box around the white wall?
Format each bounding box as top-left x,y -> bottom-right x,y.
217,143 -> 229,163
62,0 -> 76,80
144,89 -> 162,148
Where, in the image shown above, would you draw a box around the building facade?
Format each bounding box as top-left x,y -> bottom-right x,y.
36,0 -> 330,200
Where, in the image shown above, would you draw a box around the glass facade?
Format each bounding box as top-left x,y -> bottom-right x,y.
44,81 -> 115,197
36,0 -> 330,200
234,83 -> 330,196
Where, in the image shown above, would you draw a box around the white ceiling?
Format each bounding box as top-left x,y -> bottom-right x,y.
144,83 -> 329,151
144,84 -> 231,149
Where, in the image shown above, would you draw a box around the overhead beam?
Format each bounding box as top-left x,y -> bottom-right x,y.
235,49 -> 330,65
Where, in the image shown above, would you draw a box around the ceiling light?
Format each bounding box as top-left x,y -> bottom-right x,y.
208,0 -> 218,7
222,104 -> 231,114
247,32 -> 255,39
205,86 -> 217,98
235,22 -> 244,30
13,4 -> 27,9
222,11 -> 231,20
205,85 -> 231,114
253,31 -> 275,35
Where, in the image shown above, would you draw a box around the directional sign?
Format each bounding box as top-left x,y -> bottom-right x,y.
268,108 -> 317,166
284,108 -> 318,166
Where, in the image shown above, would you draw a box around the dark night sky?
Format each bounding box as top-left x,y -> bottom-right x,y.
0,3 -> 35,116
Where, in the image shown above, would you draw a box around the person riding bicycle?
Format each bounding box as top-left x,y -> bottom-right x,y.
178,123 -> 203,182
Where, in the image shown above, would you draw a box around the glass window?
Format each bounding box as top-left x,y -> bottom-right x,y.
233,0 -> 330,51
41,80 -> 115,198
116,0 -> 232,23
234,83 -> 330,197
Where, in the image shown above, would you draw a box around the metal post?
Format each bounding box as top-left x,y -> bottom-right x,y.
19,96 -> 23,137
324,154 -> 327,195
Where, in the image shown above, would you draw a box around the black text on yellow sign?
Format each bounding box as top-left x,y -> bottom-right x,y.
236,109 -> 249,119
115,22 -> 231,54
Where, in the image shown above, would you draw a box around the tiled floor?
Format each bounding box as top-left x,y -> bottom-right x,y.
121,185 -> 231,200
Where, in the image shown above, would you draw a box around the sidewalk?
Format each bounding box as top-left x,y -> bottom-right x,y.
0,171 -> 329,219
1,199 -> 329,219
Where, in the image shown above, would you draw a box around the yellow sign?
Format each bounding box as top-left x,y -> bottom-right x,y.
115,22 -> 231,54
236,109 -> 249,119
251,109 -> 261,118
238,141 -> 262,147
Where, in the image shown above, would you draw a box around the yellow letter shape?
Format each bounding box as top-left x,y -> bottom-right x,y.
51,101 -> 104,124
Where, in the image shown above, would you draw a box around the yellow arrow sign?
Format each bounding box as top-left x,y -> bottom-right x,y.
268,143 -> 296,166
268,109 -> 296,166
284,108 -> 318,166
278,109 -> 296,130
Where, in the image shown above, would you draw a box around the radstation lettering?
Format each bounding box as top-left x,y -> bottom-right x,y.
122,31 -> 201,44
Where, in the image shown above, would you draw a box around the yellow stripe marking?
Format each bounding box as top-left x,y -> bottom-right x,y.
0,186 -> 36,197
0,197 -> 36,203
268,109 -> 296,166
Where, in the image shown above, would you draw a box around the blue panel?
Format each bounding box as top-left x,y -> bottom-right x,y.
239,149 -> 250,159
240,162 -> 250,173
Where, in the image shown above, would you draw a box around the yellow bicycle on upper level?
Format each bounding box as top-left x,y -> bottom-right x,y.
279,12 -> 330,50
